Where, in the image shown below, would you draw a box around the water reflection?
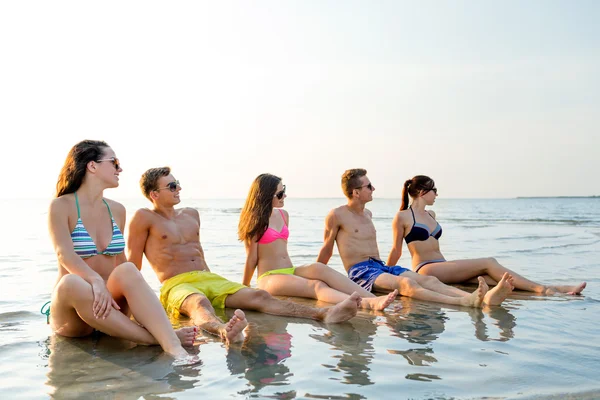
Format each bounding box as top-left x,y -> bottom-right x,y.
43,333 -> 202,399
384,297 -> 517,375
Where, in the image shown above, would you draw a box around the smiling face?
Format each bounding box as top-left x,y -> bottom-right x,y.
94,147 -> 122,188
153,174 -> 181,206
272,181 -> 286,208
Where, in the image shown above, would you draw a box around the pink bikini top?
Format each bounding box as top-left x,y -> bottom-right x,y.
258,209 -> 289,244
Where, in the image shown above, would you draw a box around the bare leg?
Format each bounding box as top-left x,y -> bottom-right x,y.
258,273 -> 397,311
418,257 -> 585,295
374,273 -> 487,308
179,293 -> 247,345
406,271 -> 469,298
51,271 -> 192,361
106,263 -> 194,360
224,288 -> 359,323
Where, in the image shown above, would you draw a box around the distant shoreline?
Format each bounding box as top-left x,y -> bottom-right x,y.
516,196 -> 600,199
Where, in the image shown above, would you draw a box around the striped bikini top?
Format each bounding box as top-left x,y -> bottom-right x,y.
70,192 -> 125,258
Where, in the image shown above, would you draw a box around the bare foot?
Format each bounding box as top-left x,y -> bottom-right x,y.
323,292 -> 360,323
548,282 -> 586,295
175,326 -> 198,347
360,290 -> 398,311
461,277 -> 487,308
484,273 -> 514,306
219,309 -> 248,345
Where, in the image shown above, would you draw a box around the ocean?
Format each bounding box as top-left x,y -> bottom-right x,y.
1,197 -> 599,399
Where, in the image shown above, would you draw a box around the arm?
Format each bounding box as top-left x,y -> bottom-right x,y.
386,213 -> 404,266
111,200 -> 128,265
317,209 -> 340,264
126,209 -> 151,270
242,239 -> 259,287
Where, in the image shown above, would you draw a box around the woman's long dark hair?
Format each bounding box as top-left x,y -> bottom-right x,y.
55,140 -> 110,198
400,175 -> 435,210
238,173 -> 282,243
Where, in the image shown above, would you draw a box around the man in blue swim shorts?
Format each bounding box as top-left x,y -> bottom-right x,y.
317,168 -> 505,308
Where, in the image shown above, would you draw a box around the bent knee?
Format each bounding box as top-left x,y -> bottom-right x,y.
486,257 -> 499,266
53,274 -> 93,302
399,278 -> 420,296
112,262 -> 142,280
181,293 -> 212,313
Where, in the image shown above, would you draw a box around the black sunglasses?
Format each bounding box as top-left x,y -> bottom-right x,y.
425,187 -> 438,194
156,180 -> 180,192
357,183 -> 374,191
275,185 -> 286,200
96,157 -> 120,170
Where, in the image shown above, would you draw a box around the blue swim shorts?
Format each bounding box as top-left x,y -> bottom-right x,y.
347,257 -> 409,292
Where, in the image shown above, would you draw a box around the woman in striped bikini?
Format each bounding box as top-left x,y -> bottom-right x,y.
48,140 -> 198,364
238,173 -> 398,311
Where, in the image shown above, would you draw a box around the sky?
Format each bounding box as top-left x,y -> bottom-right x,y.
1,1 -> 598,200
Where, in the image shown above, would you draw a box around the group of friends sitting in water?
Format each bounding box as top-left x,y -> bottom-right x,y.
47,140 -> 587,365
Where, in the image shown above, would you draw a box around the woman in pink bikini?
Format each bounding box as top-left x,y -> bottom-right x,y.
238,173 -> 397,311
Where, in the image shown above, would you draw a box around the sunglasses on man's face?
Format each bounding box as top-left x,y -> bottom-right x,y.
96,157 -> 120,170
275,185 -> 286,200
357,183 -> 374,191
156,180 -> 180,192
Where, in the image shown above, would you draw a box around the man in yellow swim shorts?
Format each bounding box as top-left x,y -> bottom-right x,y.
127,167 -> 360,346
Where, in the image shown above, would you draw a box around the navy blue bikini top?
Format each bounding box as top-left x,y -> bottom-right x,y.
405,207 -> 442,244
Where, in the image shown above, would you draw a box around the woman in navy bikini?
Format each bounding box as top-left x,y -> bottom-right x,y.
48,140 -> 198,364
387,175 -> 586,295
238,173 -> 398,311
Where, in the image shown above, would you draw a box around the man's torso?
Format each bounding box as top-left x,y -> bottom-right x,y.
143,207 -> 210,282
334,206 -> 381,270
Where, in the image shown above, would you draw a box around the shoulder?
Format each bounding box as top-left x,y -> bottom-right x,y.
280,208 -> 289,221
104,198 -> 125,214
396,209 -> 411,221
364,208 -> 373,218
427,210 -> 437,219
49,194 -> 72,212
181,207 -> 200,220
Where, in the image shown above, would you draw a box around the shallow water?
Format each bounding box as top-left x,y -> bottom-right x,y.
1,197 -> 599,399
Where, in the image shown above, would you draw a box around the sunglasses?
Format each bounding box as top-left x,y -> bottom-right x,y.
155,180 -> 180,192
357,183 -> 374,191
426,187 -> 438,194
96,157 -> 120,170
275,185 -> 286,200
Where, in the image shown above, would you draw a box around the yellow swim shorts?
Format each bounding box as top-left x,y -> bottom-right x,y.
159,271 -> 246,318
257,267 -> 296,281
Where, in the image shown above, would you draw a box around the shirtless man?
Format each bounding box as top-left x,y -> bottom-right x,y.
317,168 -> 514,308
127,167 -> 360,346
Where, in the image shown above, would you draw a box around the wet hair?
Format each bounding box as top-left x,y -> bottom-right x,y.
341,168 -> 367,199
238,173 -> 282,243
55,140 -> 110,198
400,175 -> 435,210
140,167 -> 171,200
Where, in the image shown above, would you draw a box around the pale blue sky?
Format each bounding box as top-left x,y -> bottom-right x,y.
1,1 -> 598,200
